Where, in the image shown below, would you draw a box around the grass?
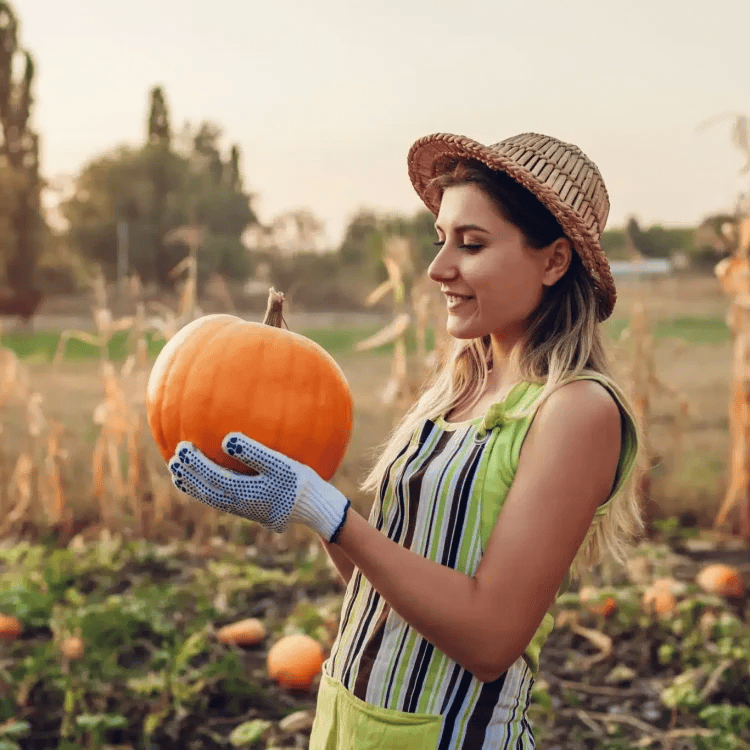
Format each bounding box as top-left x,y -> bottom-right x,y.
0,314 -> 731,363
604,316 -> 730,346
0,330 -> 168,362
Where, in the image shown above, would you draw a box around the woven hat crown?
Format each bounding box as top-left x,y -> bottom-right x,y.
407,132 -> 616,320
489,133 -> 610,239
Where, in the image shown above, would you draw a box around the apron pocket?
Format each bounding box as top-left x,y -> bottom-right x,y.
310,671 -> 442,750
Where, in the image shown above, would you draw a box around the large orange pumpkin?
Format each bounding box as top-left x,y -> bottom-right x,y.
147,290 -> 353,479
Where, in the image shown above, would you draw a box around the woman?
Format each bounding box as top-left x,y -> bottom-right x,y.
168,131 -> 642,748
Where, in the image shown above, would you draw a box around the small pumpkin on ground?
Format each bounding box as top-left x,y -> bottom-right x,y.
216,617 -> 266,646
267,634 -> 325,691
578,585 -> 616,617
642,578 -> 678,617
147,288 -> 353,480
0,614 -> 21,640
696,563 -> 745,598
59,636 -> 85,660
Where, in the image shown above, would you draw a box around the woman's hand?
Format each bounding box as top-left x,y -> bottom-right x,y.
167,433 -> 351,543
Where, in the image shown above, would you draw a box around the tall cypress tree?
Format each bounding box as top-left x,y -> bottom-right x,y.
145,85 -> 173,285
0,2 -> 41,291
226,144 -> 242,191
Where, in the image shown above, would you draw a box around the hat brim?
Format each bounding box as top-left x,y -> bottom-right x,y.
407,133 -> 616,321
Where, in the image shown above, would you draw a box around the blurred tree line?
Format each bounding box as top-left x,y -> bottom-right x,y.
0,0 -> 737,308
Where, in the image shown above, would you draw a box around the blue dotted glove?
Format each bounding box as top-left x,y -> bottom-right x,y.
168,432 -> 351,543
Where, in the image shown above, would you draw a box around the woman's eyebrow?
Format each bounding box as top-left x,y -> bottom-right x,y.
434,223 -> 490,234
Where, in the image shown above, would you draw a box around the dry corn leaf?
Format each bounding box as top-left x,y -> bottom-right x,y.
365,278 -> 395,307
0,348 -> 23,406
355,313 -> 411,352
0,453 -> 35,534
570,622 -> 613,667
26,393 -> 45,437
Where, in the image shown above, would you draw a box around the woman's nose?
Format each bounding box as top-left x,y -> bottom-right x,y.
428,243 -> 458,283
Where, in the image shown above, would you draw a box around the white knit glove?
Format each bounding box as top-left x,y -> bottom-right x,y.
168,433 -> 351,543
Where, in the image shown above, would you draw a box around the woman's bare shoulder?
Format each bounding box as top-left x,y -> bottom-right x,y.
531,378 -> 622,443
546,378 -> 620,414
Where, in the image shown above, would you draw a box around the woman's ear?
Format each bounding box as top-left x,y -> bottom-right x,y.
542,237 -> 572,287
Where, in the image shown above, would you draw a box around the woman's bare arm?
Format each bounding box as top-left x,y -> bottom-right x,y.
320,536 -> 355,585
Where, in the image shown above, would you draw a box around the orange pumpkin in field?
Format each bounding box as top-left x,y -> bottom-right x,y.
579,585 -> 616,617
696,563 -> 745,599
59,636 -> 85,660
642,579 -> 678,617
0,614 -> 21,640
216,617 -> 266,646
267,634 -> 325,691
147,290 -> 353,480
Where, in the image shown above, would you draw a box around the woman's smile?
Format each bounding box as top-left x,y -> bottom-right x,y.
444,292 -> 475,310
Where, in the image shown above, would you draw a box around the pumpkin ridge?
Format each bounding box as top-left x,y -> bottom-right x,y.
148,314 -> 237,460
169,318 -> 235,461
181,318 -> 249,469
306,340 -> 327,463
149,317 -> 211,459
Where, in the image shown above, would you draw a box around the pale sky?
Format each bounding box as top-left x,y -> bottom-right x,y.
20,0 -> 750,247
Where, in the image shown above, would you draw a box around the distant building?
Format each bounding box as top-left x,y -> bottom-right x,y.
609,258 -> 672,277
241,209 -> 330,257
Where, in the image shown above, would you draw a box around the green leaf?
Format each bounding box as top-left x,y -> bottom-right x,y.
126,672 -> 167,696
76,713 -> 127,730
0,720 -> 30,738
229,719 -> 272,746
173,630 -> 208,671
144,708 -> 170,736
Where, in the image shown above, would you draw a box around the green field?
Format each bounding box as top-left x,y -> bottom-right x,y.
0,314 -> 731,362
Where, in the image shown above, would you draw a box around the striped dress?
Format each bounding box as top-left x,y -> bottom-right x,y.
316,376 -> 638,749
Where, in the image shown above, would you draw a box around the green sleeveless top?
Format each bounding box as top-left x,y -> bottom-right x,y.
322,374 -> 638,749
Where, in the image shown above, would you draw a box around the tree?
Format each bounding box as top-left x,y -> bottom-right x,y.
338,209 -> 385,274
625,216 -> 696,259
61,88 -> 257,288
0,1 -> 43,291
226,144 -> 242,191
147,85 -> 170,147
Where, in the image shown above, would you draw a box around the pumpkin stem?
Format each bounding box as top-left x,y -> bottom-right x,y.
263,287 -> 287,329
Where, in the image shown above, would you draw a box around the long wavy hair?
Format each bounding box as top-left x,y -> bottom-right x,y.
360,159 -> 643,576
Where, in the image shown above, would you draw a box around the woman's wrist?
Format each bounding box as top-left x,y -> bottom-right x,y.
329,499 -> 350,544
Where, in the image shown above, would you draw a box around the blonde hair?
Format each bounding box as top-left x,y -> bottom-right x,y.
361,160 -> 643,577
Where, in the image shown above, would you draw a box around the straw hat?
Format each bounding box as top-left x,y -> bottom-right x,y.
407,132 -> 616,321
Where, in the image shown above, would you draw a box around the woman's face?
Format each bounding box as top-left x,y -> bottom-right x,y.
428,183 -> 569,348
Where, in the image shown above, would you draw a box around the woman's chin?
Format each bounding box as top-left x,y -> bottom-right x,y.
445,320 -> 483,340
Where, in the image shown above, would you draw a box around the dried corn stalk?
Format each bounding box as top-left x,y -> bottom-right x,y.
358,236 -> 447,418
619,300 -> 689,526
714,232 -> 750,535
91,362 -> 143,530
204,272 -> 236,313
0,452 -> 34,534
0,349 -> 69,534
43,422 -> 69,528
165,224 -> 205,322
53,266 -> 137,366
0,385 -> 70,535
0,347 -> 29,407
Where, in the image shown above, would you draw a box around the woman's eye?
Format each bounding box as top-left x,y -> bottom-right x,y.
432,241 -> 482,251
